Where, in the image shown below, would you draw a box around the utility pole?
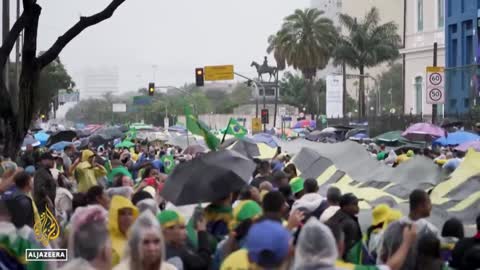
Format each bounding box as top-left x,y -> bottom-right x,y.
432,42 -> 438,124
2,0 -> 10,87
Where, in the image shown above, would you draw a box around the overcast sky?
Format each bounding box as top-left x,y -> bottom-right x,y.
3,0 -> 310,92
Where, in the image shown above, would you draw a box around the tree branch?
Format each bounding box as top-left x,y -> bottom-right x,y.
37,0 -> 126,68
0,12 -> 27,67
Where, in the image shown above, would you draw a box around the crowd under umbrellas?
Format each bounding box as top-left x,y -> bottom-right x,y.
1,120 -> 480,270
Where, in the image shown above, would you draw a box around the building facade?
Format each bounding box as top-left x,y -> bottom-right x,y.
445,0 -> 480,114
401,0 -> 446,115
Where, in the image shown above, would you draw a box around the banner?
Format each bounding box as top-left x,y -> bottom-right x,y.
326,75 -> 343,118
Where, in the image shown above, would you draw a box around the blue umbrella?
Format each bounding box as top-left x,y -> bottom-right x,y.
34,132 -> 49,146
49,141 -> 73,152
352,133 -> 369,139
251,133 -> 279,148
433,131 -> 480,146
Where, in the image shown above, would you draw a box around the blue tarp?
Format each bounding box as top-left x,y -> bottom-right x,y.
433,131 -> 480,146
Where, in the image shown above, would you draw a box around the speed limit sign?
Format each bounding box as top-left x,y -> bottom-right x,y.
426,66 -> 445,104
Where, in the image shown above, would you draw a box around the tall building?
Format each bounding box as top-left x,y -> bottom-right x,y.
81,66 -> 119,99
401,0 -> 445,115
445,0 -> 480,114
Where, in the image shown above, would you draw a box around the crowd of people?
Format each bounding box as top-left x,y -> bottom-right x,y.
0,139 -> 478,270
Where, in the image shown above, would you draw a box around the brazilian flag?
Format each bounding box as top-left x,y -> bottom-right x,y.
225,118 -> 247,139
161,155 -> 175,174
185,106 -> 220,151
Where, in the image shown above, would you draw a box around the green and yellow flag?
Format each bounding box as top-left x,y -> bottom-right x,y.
125,127 -> 137,141
161,155 -> 175,174
185,106 -> 219,151
225,118 -> 247,139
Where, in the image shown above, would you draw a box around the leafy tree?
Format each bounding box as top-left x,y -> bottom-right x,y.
267,8 -> 336,118
279,72 -> 326,115
0,0 -> 126,158
334,7 -> 401,118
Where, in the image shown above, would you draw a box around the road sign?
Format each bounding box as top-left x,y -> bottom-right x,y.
133,96 -> 152,106
204,65 -> 234,81
112,103 -> 127,112
252,118 -> 262,133
426,66 -> 445,104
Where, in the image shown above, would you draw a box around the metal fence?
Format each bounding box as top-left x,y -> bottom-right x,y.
323,113 -> 480,137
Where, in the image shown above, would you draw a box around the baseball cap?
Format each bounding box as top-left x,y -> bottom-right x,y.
245,220 -> 291,268
289,177 -> 305,194
339,193 -> 360,208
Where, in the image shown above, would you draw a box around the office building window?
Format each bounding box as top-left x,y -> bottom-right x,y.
461,0 -> 465,13
415,76 -> 423,114
449,99 -> 457,109
464,98 -> 470,108
417,0 -> 424,32
438,0 -> 444,28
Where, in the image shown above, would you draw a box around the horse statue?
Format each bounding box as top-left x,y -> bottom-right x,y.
251,61 -> 277,82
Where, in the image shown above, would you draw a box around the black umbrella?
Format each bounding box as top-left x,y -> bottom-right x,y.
229,138 -> 260,159
46,130 -> 77,146
88,134 -> 109,148
161,150 -> 255,205
95,127 -> 123,140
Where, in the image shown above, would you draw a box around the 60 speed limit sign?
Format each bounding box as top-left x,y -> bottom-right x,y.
426,66 -> 445,104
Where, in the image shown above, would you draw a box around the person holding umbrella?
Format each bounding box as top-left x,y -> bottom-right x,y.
158,210 -> 212,270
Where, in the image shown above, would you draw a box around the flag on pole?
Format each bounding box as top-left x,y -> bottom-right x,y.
125,127 -> 137,141
185,106 -> 219,151
161,155 -> 176,174
225,118 -> 247,138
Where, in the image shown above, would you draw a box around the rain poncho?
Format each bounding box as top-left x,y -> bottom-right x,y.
294,218 -> 338,270
75,150 -> 107,192
291,193 -> 324,214
108,195 -> 139,266
114,212 -> 176,270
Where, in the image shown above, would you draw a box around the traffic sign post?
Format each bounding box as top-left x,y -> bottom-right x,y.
251,118 -> 262,134
204,65 -> 234,81
426,66 -> 445,105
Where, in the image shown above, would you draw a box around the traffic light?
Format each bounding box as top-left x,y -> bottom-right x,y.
261,109 -> 269,124
148,82 -> 155,96
40,114 -> 47,123
195,68 -> 204,87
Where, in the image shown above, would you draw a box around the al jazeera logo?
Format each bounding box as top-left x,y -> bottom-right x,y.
26,207 -> 68,262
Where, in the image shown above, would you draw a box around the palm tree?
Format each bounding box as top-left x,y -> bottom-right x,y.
334,7 -> 401,118
267,8 -> 337,79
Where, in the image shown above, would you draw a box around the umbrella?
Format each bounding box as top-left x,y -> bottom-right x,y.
293,120 -> 316,129
22,137 -> 40,148
160,150 -> 255,205
34,132 -> 49,146
251,133 -> 279,148
183,144 -> 206,155
88,134 -> 109,148
75,129 -> 91,138
166,135 -> 201,149
455,141 -> 480,152
168,125 -> 187,133
433,131 -> 480,146
402,123 -> 445,141
46,130 -> 77,146
49,141 -> 73,152
305,130 -> 337,142
375,131 -> 403,143
228,138 -> 260,158
115,140 -> 135,149
349,133 -> 369,141
95,127 -> 123,140
345,128 -> 367,140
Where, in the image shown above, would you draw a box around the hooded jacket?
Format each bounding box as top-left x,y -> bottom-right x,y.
75,150 -> 107,192
291,193 -> 324,213
108,195 -> 139,266
33,164 -> 56,214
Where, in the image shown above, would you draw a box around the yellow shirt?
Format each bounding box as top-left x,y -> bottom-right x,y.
220,249 -> 250,270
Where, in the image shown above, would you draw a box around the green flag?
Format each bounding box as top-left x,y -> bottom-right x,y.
184,106 -> 220,151
125,127 -> 137,141
161,155 -> 176,174
225,118 -> 247,138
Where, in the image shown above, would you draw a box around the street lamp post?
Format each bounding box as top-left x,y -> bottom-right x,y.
233,72 -> 266,118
